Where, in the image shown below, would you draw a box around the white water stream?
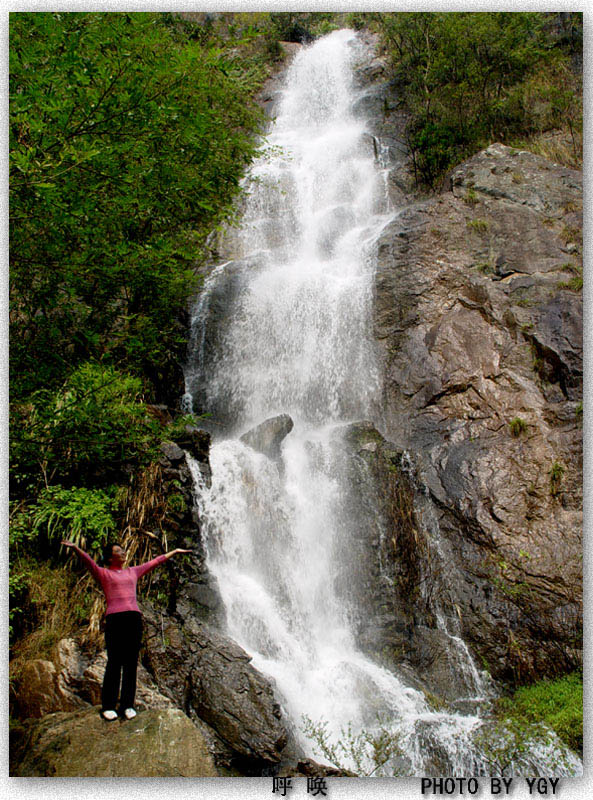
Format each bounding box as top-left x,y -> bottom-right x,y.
185,30 -> 581,777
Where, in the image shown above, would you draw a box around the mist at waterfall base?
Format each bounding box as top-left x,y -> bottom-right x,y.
183,30 -> 581,777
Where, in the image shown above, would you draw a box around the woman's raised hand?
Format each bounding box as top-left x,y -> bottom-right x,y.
164,548 -> 193,559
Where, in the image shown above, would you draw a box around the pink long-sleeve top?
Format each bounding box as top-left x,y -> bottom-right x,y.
78,550 -> 168,616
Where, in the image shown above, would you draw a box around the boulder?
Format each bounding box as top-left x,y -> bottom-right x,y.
12,658 -> 84,719
141,605 -> 290,771
240,414 -> 294,461
81,652 -> 175,711
174,425 -> 211,463
11,706 -> 218,777
159,440 -> 185,463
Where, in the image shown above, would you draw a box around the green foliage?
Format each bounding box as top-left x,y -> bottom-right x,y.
10,12 -> 264,400
493,576 -> 530,601
166,492 -> 187,515
464,188 -> 479,205
11,362 -> 161,491
302,715 -> 405,776
9,503 -> 36,550
467,218 -> 489,233
31,485 -> 118,551
9,560 -> 95,651
558,273 -> 583,292
497,672 -> 583,754
9,569 -> 31,639
165,412 -> 209,441
345,13 -> 369,31
549,460 -> 565,496
560,225 -> 580,245
377,12 -> 582,186
509,417 -> 528,437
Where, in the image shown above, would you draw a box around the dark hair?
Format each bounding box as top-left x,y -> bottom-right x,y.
102,542 -> 118,566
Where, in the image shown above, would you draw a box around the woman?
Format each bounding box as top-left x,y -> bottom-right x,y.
61,540 -> 192,721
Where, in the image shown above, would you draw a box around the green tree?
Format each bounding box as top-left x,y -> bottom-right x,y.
377,12 -> 580,186
10,12 -> 264,400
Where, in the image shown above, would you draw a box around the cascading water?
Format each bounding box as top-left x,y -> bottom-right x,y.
184,30 -> 581,777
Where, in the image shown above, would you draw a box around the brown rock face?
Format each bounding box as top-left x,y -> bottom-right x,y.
11,707 -> 218,777
374,142 -> 582,685
13,658 -> 83,719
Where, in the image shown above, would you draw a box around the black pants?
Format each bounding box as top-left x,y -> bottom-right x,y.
102,611 -> 143,712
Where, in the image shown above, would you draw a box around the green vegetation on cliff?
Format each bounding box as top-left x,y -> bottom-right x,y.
498,672 -> 583,754
374,12 -> 582,186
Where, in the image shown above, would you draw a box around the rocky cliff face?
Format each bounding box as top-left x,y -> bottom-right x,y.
371,141 -> 582,686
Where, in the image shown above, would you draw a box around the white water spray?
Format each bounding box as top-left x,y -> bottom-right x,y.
186,31 -> 581,777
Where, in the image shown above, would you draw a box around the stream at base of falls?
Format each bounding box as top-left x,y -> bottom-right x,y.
183,29 -> 582,777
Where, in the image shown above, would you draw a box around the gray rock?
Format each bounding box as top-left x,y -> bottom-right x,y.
159,440 -> 185,463
11,658 -> 85,719
170,426 -> 211,463
240,414 -> 294,461
11,637 -> 176,720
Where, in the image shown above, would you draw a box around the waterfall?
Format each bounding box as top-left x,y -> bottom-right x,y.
184,30 -> 581,777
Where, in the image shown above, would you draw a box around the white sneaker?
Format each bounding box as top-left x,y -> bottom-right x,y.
124,708 -> 137,720
102,709 -> 118,721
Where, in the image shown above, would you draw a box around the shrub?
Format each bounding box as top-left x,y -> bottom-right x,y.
9,569 -> 31,640
9,561 -> 96,656
509,417 -> 528,437
377,12 -> 582,187
11,362 -> 161,490
474,714 -> 577,776
31,485 -> 118,552
467,218 -> 489,233
302,715 -> 406,776
549,461 -> 565,496
557,273 -> 583,292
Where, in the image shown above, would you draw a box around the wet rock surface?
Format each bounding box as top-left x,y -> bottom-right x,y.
140,603 -> 290,772
240,414 -> 295,461
373,142 -> 582,685
353,30 -> 417,207
330,422 -> 480,702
